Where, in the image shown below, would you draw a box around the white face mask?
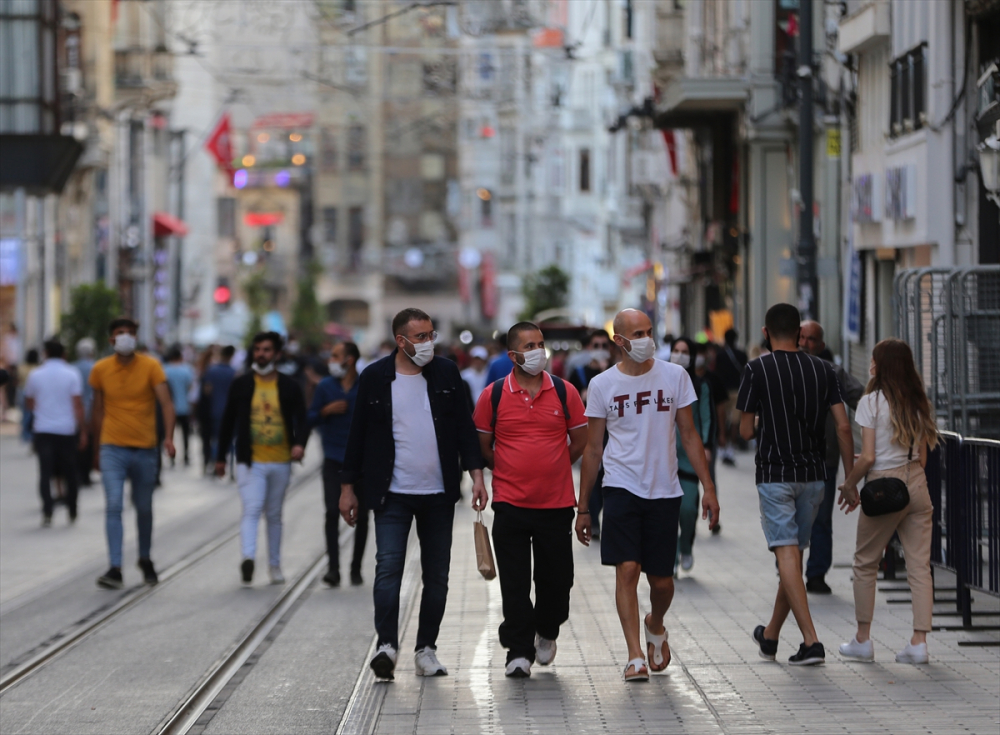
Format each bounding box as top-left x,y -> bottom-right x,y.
670,352 -> 690,368
513,348 -> 546,376
113,333 -> 136,356
589,349 -> 610,364
404,338 -> 435,367
329,361 -> 346,378
252,361 -> 275,375
622,336 -> 655,363
694,354 -> 706,370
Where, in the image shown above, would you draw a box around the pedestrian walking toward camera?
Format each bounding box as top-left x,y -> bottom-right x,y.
308,341 -> 367,587
202,345 -> 236,468
24,339 -> 86,526
736,304 -> 854,666
569,329 -> 613,538
668,338 -> 714,572
164,347 -> 195,468
474,322 -> 588,678
576,309 -> 719,682
216,332 -> 308,586
798,320 -> 863,594
340,308 -> 487,681
90,318 -> 176,589
837,339 -> 938,665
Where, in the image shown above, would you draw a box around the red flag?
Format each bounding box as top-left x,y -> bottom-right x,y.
205,113 -> 234,174
661,130 -> 678,177
787,13 -> 799,37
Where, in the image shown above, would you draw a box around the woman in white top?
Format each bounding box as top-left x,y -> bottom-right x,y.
837,338 -> 939,664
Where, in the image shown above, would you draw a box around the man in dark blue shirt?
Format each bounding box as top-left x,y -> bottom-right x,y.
202,345 -> 236,465
309,341 -> 365,587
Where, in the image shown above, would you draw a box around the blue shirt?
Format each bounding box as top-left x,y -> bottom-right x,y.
485,353 -> 514,384
307,375 -> 358,462
74,358 -> 95,419
164,362 -> 195,416
202,363 -> 236,421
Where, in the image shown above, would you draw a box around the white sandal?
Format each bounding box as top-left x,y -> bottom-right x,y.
624,657 -> 649,682
645,615 -> 671,671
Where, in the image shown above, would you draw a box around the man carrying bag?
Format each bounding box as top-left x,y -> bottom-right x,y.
473,322 -> 588,678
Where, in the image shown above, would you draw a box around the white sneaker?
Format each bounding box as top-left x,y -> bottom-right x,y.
370,643 -> 397,679
535,635 -> 557,666
505,657 -> 531,678
838,638 -> 875,662
680,554 -> 694,572
414,647 -> 448,676
895,642 -> 928,664
269,565 -> 285,584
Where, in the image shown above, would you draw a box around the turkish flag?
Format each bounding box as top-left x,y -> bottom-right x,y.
662,130 -> 678,177
205,113 -> 234,174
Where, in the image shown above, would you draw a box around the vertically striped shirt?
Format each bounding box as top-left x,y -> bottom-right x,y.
735,350 -> 844,484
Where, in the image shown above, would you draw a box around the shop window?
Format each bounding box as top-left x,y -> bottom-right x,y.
348,125 -> 365,170
322,207 -> 337,244
579,148 -> 591,192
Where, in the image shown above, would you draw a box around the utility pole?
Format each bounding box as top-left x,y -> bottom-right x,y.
796,0 -> 817,320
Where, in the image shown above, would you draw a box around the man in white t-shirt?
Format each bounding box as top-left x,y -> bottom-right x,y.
576,309 -> 719,682
24,339 -> 86,526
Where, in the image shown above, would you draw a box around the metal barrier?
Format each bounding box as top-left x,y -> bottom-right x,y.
894,266 -> 1000,438
925,431 -> 1000,629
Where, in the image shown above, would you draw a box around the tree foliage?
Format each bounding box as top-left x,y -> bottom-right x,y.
290,260 -> 325,350
60,283 -> 121,359
242,270 -> 270,346
518,265 -> 570,321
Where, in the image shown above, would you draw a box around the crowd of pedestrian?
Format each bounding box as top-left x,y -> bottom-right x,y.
6,299 -> 940,681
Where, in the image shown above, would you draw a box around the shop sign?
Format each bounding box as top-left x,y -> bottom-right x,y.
884,164 -> 916,221
843,230 -> 862,343
851,173 -> 882,223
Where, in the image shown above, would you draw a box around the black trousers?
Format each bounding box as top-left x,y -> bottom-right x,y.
491,502 -> 575,663
322,458 -> 369,575
35,433 -> 79,518
173,414 -> 191,463
77,433 -> 93,486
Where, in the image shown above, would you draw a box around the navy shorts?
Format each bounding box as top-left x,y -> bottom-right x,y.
600,487 -> 682,577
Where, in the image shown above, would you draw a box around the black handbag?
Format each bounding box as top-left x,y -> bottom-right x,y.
860,476 -> 910,516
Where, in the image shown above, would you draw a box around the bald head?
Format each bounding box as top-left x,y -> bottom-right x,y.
798,320 -> 825,356
613,309 -> 651,339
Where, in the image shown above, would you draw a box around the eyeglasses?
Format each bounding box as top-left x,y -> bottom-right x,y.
405,330 -> 438,344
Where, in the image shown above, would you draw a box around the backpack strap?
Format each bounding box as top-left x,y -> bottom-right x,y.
551,375 -> 570,423
489,377 -> 505,430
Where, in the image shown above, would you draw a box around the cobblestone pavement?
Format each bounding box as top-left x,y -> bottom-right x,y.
368,458 -> 1000,735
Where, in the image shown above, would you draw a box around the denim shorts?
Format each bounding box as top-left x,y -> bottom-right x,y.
757,481 -> 825,550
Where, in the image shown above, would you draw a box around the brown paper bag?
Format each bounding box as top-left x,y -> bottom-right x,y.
474,511 -> 496,580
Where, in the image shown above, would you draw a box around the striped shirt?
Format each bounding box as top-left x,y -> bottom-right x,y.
735,350 -> 844,484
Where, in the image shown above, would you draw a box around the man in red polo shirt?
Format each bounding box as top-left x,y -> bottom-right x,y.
474,321 -> 588,678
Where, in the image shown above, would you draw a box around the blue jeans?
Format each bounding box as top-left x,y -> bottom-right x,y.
101,445 -> 158,567
806,467 -> 838,579
756,480 -> 825,551
373,493 -> 454,651
236,462 -> 291,567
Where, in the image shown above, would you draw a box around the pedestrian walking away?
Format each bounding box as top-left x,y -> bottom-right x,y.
667,338 -> 714,572
216,332 -> 308,586
837,338 -> 939,665
339,308 -> 487,681
202,345 -> 236,469
798,320 -> 863,594
24,339 -> 87,526
164,346 -> 195,468
74,338 -> 98,487
576,309 -> 720,682
474,322 -> 588,678
736,303 -> 854,666
308,340 -> 367,588
89,318 -> 176,589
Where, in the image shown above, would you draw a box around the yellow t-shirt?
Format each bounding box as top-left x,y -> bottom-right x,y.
250,375 -> 290,463
89,353 -> 167,448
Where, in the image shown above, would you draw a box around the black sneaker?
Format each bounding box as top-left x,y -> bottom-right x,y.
789,641 -> 825,666
752,625 -> 778,661
323,569 -> 341,587
241,558 -> 255,585
97,567 -> 124,589
806,576 -> 832,594
138,558 -> 159,585
350,570 -> 364,586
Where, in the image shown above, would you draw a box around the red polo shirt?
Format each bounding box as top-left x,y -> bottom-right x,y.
473,371 -> 587,509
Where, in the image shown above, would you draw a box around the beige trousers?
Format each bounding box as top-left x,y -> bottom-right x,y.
852,460 -> 934,632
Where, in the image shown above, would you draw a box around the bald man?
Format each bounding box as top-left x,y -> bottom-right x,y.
576,309 -> 720,682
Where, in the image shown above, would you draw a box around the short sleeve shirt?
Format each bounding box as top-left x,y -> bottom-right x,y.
735,350 -> 844,483
24,359 -> 82,435
89,353 -> 167,448
250,375 -> 291,463
854,391 -> 917,471
473,372 -> 587,508
584,360 -> 698,500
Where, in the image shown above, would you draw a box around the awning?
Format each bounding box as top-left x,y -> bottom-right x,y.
153,212 -> 188,237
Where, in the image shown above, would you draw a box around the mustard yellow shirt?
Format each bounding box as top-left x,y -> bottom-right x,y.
89,353 -> 166,448
250,375 -> 290,463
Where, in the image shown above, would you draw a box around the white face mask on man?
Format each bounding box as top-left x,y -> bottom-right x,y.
512,348 -> 546,376
404,338 -> 435,367
622,336 -> 655,363
113,333 -> 136,356
251,361 -> 275,375
328,361 -> 346,378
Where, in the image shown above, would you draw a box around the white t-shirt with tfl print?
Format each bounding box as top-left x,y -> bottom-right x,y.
584,360 -> 698,500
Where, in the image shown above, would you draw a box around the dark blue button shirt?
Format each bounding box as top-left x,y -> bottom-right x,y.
308,375 -> 358,462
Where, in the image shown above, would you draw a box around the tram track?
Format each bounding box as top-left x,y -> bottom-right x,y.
0,462 -> 323,696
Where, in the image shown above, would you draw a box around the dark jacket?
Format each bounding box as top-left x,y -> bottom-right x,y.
216,372 -> 309,467
341,350 -> 484,511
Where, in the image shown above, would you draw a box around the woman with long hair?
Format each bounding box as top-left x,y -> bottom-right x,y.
837,338 -> 939,664
669,337 -> 714,573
